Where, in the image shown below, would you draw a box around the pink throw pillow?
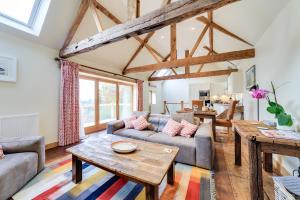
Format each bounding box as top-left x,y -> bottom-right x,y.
163,119 -> 183,137
124,116 -> 137,129
0,145 -> 4,160
180,119 -> 198,138
132,116 -> 149,131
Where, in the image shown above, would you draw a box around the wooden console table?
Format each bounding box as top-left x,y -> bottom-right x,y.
233,120 -> 300,200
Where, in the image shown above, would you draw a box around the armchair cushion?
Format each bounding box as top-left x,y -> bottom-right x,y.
0,136 -> 45,172
0,152 -> 38,200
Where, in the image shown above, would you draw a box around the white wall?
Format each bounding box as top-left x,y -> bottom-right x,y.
0,31 -> 60,144
242,0 -> 300,174
161,76 -> 227,106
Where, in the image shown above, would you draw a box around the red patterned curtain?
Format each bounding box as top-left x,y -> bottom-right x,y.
58,60 -> 80,146
137,80 -> 143,111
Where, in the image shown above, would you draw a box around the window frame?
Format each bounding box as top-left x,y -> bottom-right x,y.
0,0 -> 41,28
79,74 -> 134,134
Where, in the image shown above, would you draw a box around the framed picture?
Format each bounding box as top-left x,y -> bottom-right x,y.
0,55 -> 17,82
246,65 -> 256,89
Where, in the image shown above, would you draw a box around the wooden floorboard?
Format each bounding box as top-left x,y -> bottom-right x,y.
45,130 -> 277,200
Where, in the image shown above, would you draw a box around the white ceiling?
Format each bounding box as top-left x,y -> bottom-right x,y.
0,0 -> 290,79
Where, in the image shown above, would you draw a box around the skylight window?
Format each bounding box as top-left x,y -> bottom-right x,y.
0,0 -> 39,26
156,69 -> 170,77
0,0 -> 50,36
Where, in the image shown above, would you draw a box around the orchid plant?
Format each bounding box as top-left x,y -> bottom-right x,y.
250,82 -> 293,127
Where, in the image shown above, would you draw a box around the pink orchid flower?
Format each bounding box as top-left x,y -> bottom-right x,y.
250,88 -> 269,99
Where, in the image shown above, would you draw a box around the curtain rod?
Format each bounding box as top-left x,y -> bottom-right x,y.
54,57 -> 141,82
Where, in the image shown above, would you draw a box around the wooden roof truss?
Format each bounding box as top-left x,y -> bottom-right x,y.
59,0 -> 254,81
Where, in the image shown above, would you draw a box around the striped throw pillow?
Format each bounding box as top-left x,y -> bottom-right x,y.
163,119 -> 183,137
132,116 -> 149,131
124,115 -> 137,129
0,145 -> 4,160
180,119 -> 198,138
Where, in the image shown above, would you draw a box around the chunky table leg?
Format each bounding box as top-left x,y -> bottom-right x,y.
72,155 -> 82,183
146,185 -> 159,200
263,153 -> 273,173
234,129 -> 241,166
248,141 -> 264,200
167,162 -> 175,185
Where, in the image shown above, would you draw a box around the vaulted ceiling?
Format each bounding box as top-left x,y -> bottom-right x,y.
0,0 -> 289,80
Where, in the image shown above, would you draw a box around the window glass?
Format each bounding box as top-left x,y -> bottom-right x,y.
119,85 -> 133,119
99,82 -> 117,123
79,79 -> 96,127
0,0 -> 37,25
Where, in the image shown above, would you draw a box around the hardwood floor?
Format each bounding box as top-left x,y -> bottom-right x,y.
46,130 -> 278,200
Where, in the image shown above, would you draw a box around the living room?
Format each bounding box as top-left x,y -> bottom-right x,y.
0,0 -> 300,200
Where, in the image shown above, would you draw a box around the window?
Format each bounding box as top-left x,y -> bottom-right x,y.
79,75 -> 135,133
99,82 -> 117,123
155,69 -> 171,77
79,79 -> 95,127
119,84 -> 133,119
0,0 -> 39,26
149,91 -> 157,105
0,0 -> 50,36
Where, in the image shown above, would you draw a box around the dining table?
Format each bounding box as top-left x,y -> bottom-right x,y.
194,109 -> 217,141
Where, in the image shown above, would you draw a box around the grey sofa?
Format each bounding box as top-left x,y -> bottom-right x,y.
0,136 -> 45,200
107,113 -> 214,170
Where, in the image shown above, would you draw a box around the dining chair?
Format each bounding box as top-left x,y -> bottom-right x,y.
215,100 -> 239,134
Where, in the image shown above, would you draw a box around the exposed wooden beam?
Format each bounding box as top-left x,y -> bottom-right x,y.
203,46 -> 237,68
197,50 -> 212,72
161,0 -> 172,7
171,68 -> 178,75
148,53 -> 171,79
128,0 -> 138,20
90,2 -> 103,32
185,50 -> 190,74
197,16 -> 253,46
92,1 -> 164,67
124,48 -> 255,74
170,24 -> 177,61
137,0 -> 140,18
122,32 -> 155,73
60,0 -> 238,58
93,0 -> 122,24
149,69 -> 238,81
189,25 -> 209,57
149,71 -> 157,78
208,11 -> 214,51
197,63 -> 205,72
61,0 -> 89,49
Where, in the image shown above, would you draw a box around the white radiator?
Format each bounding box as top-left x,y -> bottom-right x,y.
0,113 -> 39,138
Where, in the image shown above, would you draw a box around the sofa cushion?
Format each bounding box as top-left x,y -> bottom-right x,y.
180,119 -> 198,138
162,119 -> 183,136
148,116 -> 160,132
124,116 -> 137,129
0,152 -> 38,200
0,145 -> 4,159
114,129 -> 156,140
158,117 -> 169,132
132,116 -> 149,131
146,133 -> 196,166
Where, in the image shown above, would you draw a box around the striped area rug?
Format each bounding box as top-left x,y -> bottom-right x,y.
13,156 -> 215,200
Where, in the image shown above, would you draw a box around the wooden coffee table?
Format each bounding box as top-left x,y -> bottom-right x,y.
67,134 -> 179,200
